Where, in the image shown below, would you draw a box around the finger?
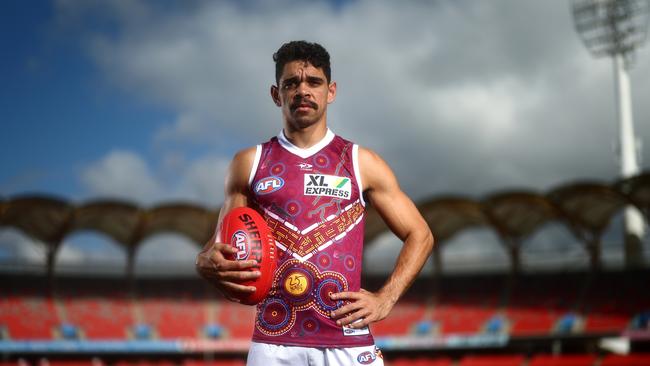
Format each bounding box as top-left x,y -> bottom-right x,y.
214,242 -> 239,255
330,291 -> 362,301
210,256 -> 259,271
346,316 -> 371,329
201,266 -> 261,282
336,310 -> 370,327
211,243 -> 239,255
219,280 -> 257,293
219,270 -> 261,281
330,301 -> 364,319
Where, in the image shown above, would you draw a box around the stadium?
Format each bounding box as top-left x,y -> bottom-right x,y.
1,170 -> 650,365
3,0 -> 650,365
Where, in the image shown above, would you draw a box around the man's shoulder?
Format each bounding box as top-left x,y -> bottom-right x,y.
356,145 -> 381,161
356,145 -> 395,191
233,146 -> 258,163
231,134 -> 277,171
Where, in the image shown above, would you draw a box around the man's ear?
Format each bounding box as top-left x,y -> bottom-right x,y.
270,85 -> 281,106
327,81 -> 337,104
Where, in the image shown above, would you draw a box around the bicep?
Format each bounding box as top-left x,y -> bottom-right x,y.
361,150 -> 427,241
221,173 -> 249,217
368,184 -> 425,242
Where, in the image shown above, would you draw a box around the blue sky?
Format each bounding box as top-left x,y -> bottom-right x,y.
1,0 -> 165,199
1,0 -> 649,273
3,0 -> 650,205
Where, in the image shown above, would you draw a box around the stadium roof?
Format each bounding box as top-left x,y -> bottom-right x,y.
1,171 -> 649,274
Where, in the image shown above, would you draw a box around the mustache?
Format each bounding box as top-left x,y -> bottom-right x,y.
290,99 -> 318,111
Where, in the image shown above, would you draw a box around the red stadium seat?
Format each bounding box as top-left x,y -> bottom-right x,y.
371,301 -> 427,336
528,354 -> 596,366
216,302 -> 256,339
584,314 -> 630,332
182,360 -> 246,366
458,354 -> 525,366
0,296 -> 59,339
64,295 -> 134,339
507,309 -> 557,335
433,304 -> 494,335
391,357 -> 452,366
139,297 -> 206,339
46,361 -> 105,366
601,354 -> 650,366
182,360 -> 203,366
114,360 -> 174,366
580,274 -> 646,334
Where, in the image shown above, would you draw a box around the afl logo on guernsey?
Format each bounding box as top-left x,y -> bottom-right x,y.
255,176 -> 284,195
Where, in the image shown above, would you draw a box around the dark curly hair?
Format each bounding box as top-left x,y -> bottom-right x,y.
273,41 -> 331,85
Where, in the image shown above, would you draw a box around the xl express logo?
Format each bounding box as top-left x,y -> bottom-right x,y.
304,174 -> 352,199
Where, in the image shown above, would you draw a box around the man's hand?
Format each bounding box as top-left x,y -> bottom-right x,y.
195,238 -> 261,303
329,289 -> 396,328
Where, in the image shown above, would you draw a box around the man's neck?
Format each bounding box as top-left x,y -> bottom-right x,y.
282,122 -> 329,149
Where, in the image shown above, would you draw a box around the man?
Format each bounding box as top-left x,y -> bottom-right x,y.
196,41 -> 433,366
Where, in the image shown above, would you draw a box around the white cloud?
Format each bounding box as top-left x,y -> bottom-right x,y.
55,244 -> 86,265
54,0 -> 650,271
0,228 -> 47,264
81,148 -> 230,206
55,231 -> 127,275
81,149 -> 163,204
441,228 -> 511,274
364,231 -> 435,276
175,155 -> 230,206
155,112 -> 217,144
56,1 -> 650,197
522,222 -> 590,271
134,233 -> 200,276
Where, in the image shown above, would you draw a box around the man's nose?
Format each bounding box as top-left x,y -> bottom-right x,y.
296,82 -> 311,97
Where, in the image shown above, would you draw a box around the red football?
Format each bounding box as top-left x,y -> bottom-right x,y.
219,207 -> 277,305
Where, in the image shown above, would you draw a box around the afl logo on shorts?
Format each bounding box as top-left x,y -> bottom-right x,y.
231,230 -> 249,260
357,351 -> 376,364
255,176 -> 284,195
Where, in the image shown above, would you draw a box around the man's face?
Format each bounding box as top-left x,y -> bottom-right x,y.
271,60 -> 336,130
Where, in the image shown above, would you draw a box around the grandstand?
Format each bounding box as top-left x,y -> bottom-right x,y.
1,172 -> 650,365
1,270 -> 649,365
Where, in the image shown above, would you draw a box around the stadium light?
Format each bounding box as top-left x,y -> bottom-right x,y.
571,0 -> 649,266
572,0 -> 649,58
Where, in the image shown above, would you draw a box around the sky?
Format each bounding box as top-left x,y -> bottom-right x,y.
1,0 -> 649,275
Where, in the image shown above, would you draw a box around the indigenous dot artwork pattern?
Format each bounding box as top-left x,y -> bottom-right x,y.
256,259 -> 348,336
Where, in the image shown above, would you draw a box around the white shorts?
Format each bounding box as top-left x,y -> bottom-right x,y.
246,341 -> 385,366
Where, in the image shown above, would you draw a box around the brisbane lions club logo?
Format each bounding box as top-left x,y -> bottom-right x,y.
255,176 -> 284,195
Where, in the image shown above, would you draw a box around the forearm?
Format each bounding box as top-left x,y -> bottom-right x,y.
377,228 -> 434,305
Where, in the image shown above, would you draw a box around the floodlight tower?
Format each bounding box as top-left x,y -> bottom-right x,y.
571,0 -> 649,267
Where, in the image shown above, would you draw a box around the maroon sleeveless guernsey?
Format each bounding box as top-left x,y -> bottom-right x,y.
248,129 -> 374,348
